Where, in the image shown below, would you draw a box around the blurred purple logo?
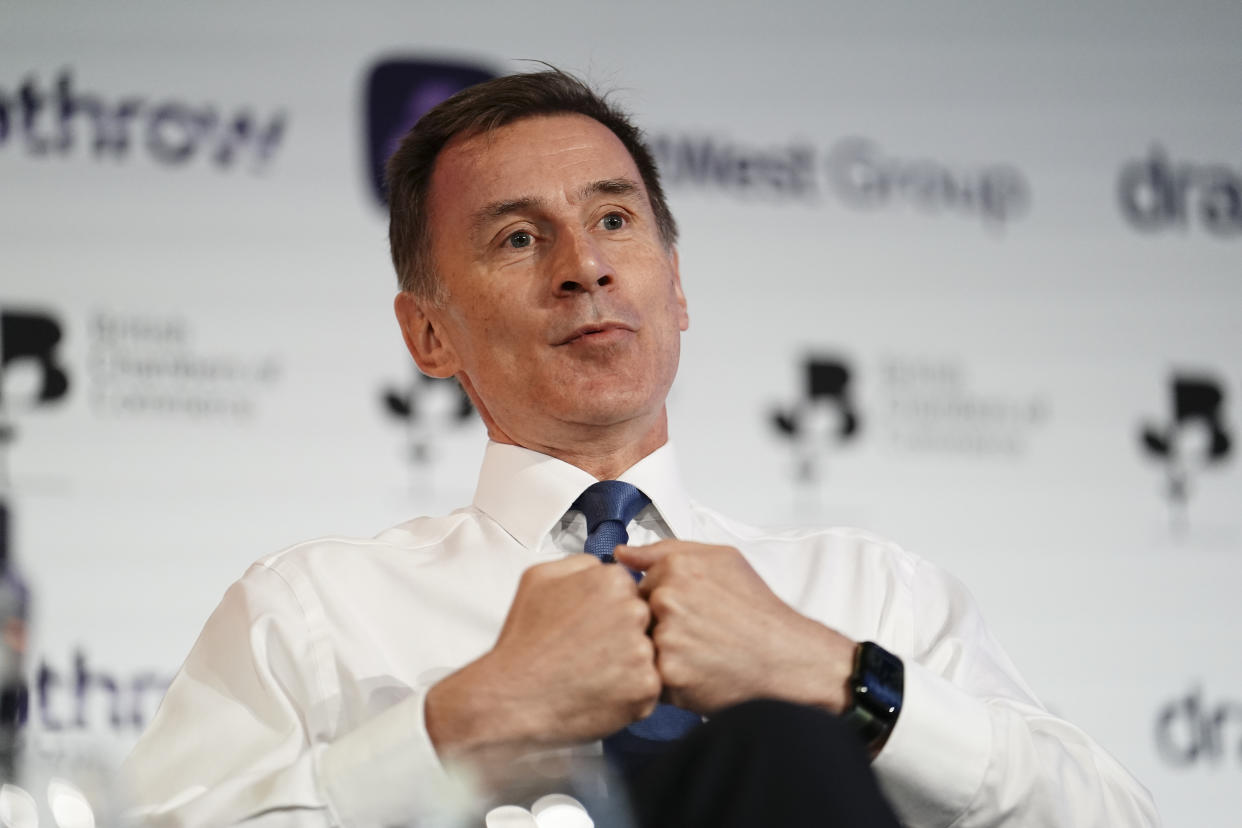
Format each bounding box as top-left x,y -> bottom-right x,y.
364,59 -> 496,205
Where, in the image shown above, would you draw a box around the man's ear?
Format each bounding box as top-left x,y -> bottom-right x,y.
670,247 -> 690,332
394,291 -> 459,378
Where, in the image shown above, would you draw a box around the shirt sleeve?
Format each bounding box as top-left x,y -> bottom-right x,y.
121,563 -> 467,827
871,557 -> 1162,828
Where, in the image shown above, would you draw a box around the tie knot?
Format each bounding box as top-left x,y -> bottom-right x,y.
571,480 -> 651,533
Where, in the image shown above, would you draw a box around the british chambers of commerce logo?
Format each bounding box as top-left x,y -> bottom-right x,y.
0,308 -> 70,455
381,371 -> 475,468
1139,372 -> 1233,533
770,355 -> 862,484
363,58 -> 496,205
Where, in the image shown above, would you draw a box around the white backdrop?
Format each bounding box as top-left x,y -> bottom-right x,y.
2,2 -> 1240,824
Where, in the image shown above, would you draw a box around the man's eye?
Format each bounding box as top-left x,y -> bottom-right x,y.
507,231 -> 534,249
600,213 -> 626,231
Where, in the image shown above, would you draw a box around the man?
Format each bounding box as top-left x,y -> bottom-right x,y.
125,69 -> 1160,827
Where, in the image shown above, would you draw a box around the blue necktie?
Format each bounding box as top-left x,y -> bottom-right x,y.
572,479 -> 650,567
570,481 -> 702,773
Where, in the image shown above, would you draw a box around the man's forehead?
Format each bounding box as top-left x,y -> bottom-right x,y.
430,113 -> 646,214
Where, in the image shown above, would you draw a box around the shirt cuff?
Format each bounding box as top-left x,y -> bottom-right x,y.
871,659 -> 992,828
315,687 -> 476,827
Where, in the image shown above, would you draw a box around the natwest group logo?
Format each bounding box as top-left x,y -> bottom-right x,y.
1119,145 -> 1242,236
0,69 -> 286,171
364,58 -> 496,205
650,133 -> 1030,230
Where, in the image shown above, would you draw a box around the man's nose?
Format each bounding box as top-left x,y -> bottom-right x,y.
552,228 -> 614,296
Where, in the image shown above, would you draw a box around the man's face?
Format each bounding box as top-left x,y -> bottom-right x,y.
401,113 -> 689,454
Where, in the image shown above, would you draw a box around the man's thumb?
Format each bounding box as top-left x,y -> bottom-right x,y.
613,543 -> 663,572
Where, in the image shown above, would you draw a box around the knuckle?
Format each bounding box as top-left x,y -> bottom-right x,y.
658,655 -> 688,689
629,633 -> 655,666
602,564 -> 638,594
647,586 -> 676,617
665,553 -> 698,582
624,597 -> 651,628
623,662 -> 661,707
638,668 -> 662,702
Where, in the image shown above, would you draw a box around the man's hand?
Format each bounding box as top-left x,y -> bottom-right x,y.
425,556 -> 660,761
614,541 -> 856,716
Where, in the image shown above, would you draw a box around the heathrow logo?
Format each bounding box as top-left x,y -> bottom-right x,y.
363,58 -> 495,205
1139,373 -> 1233,532
0,69 -> 286,171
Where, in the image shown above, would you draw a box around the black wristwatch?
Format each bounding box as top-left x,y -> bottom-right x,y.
842,641 -> 904,755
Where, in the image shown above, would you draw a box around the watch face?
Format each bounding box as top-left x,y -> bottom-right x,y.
857,643 -> 904,717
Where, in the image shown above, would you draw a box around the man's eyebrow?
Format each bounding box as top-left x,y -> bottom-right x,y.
471,196 -> 545,234
579,178 -> 642,201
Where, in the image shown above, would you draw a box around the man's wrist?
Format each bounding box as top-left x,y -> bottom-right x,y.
425,657 -> 537,760
841,641 -> 904,756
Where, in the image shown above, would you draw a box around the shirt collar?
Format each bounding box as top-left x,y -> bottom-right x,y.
472,440 -> 695,551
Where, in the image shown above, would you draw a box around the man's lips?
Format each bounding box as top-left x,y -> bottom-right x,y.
553,322 -> 636,346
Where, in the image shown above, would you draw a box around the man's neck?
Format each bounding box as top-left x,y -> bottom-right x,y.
488,411 -> 670,481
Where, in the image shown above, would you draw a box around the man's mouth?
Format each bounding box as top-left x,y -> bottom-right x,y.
554,322 -> 635,346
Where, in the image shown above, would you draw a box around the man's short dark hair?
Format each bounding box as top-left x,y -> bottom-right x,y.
385,68 -> 678,301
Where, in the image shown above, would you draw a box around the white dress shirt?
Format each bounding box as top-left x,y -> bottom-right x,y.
125,441 -> 1160,827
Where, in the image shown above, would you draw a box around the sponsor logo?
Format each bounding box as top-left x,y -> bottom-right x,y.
879,355 -> 1049,456
826,137 -> 1028,227
1155,685 -> 1242,767
87,311 -> 281,421
1119,145 -> 1242,237
771,356 -> 861,482
652,134 -> 819,201
1140,372 -> 1233,532
1,307 -> 71,482
363,58 -> 496,205
651,133 -> 1029,229
8,650 -> 170,734
381,372 -> 475,467
770,352 -> 1051,484
1,649 -> 170,818
1,309 -> 70,425
0,645 -> 170,739
0,69 -> 286,171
